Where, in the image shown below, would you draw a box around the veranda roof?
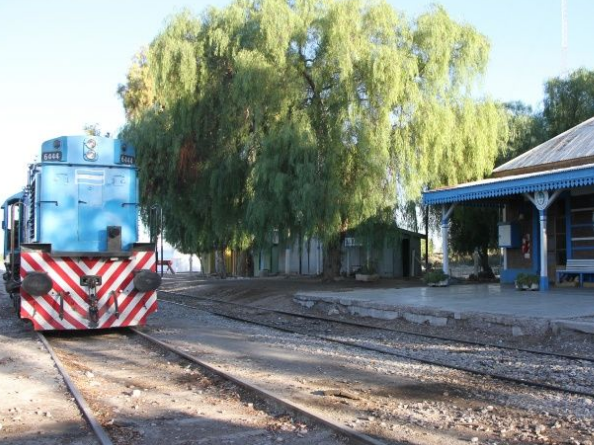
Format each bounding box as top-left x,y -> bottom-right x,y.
422,163 -> 594,205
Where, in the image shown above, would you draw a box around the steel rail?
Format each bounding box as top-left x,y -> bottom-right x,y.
158,289 -> 594,363
37,333 -> 114,445
158,297 -> 594,399
130,328 -> 390,445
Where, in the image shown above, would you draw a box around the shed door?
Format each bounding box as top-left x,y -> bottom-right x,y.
402,238 -> 410,277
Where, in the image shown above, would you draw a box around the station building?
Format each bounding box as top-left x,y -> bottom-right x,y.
423,116 -> 594,291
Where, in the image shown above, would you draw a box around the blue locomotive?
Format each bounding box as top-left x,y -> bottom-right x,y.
2,135 -> 160,330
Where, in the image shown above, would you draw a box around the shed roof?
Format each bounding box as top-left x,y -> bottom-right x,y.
493,116 -> 594,177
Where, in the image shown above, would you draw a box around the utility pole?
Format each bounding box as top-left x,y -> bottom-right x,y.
425,206 -> 429,271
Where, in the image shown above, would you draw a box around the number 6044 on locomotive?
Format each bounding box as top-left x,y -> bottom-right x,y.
2,136 -> 161,330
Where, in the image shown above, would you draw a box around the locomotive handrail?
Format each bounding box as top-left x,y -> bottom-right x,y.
121,202 -> 138,207
10,204 -> 17,278
39,200 -> 58,206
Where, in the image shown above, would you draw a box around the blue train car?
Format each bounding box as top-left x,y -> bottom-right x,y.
2,136 -> 160,330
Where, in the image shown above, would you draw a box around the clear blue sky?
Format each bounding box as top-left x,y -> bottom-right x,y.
1,0 -> 593,192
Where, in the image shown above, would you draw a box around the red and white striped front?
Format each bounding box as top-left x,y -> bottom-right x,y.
19,251 -> 158,330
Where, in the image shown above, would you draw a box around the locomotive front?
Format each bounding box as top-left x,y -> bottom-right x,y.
2,136 -> 160,330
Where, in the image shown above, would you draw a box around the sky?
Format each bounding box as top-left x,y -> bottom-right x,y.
1,0 -> 593,196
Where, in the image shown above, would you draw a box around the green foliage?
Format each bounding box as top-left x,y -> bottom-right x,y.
515,273 -> 538,287
544,68 -> 594,137
118,0 -> 508,275
496,102 -> 546,166
358,261 -> 377,275
352,206 -> 403,250
423,268 -> 448,284
450,205 -> 498,256
117,49 -> 155,121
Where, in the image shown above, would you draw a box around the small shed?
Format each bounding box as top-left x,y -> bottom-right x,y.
423,117 -> 594,290
252,228 -> 423,278
342,229 -> 423,278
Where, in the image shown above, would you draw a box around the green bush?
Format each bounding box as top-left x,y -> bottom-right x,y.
516,273 -> 539,287
423,269 -> 449,284
359,262 -> 377,275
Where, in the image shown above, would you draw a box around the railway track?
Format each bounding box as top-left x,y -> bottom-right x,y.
158,289 -> 594,399
37,332 -> 113,445
39,329 -> 389,445
16,280 -> 592,444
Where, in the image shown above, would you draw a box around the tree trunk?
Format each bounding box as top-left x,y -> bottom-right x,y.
247,252 -> 254,277
215,247 -> 227,279
479,247 -> 494,278
198,254 -> 208,274
298,232 -> 302,275
236,250 -> 249,277
322,231 -> 346,281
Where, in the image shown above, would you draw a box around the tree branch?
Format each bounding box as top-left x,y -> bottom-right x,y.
303,69 -> 316,94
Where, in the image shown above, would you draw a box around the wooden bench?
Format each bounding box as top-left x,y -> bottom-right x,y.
157,259 -> 175,274
556,259 -> 594,286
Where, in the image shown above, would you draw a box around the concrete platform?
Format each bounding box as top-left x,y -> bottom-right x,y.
294,284 -> 594,337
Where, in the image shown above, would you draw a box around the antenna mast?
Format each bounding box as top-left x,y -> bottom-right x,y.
561,0 -> 568,74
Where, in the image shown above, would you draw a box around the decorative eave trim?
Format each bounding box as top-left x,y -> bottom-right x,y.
422,164 -> 594,205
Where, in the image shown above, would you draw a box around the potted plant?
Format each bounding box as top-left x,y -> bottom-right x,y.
515,273 -> 539,290
355,263 -> 380,282
514,273 -> 524,290
424,269 -> 449,287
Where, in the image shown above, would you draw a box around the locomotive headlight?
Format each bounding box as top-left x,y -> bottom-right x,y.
85,149 -> 97,161
83,138 -> 98,162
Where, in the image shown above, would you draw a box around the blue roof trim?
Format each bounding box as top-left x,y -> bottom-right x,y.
423,164 -> 594,205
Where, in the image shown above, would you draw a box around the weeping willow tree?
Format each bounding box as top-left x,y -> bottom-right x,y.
119,0 -> 508,279
120,12 -> 254,275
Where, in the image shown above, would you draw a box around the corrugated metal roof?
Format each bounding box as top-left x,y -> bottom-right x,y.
494,116 -> 594,176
